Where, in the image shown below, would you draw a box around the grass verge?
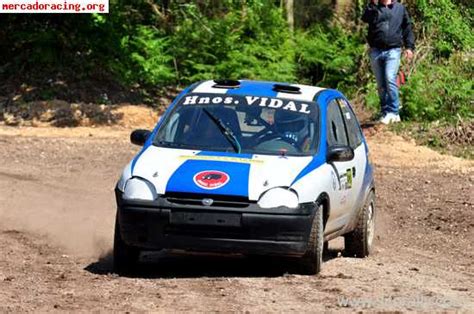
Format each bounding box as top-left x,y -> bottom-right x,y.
389,118 -> 474,160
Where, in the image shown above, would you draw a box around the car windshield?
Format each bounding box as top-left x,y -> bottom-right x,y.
154,93 -> 319,156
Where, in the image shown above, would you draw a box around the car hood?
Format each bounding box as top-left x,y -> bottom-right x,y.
131,146 -> 313,201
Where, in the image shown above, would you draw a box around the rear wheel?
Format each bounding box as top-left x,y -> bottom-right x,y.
113,214 -> 140,275
300,204 -> 324,275
344,191 -> 375,257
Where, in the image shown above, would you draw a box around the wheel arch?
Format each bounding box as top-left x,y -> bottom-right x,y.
346,179 -> 376,234
316,192 -> 330,228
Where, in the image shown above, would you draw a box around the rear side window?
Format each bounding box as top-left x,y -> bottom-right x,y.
337,99 -> 363,148
326,100 -> 349,146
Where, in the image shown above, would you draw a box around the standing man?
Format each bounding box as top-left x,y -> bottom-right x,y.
362,0 -> 415,124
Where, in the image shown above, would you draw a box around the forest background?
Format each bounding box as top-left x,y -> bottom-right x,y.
0,0 -> 472,156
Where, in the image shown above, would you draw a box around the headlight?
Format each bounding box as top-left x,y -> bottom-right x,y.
258,188 -> 299,209
123,178 -> 157,201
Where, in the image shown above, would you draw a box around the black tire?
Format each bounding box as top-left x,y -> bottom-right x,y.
300,203 -> 324,275
113,214 -> 140,275
344,190 -> 376,257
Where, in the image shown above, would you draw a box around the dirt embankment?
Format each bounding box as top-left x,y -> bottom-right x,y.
0,124 -> 472,312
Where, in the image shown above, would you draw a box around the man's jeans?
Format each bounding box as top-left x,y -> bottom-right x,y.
369,47 -> 401,115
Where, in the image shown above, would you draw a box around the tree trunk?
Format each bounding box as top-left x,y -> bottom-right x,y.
333,0 -> 353,19
285,0 -> 294,32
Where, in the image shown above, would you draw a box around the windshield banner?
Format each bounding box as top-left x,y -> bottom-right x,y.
182,94 -> 312,114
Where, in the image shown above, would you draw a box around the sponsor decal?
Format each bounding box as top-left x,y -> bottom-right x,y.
338,168 -> 353,190
182,94 -> 312,114
346,168 -> 353,189
194,170 -> 230,190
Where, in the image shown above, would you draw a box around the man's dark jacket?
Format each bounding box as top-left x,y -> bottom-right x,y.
362,1 -> 415,50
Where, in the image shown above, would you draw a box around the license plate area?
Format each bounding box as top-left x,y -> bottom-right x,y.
170,212 -> 241,227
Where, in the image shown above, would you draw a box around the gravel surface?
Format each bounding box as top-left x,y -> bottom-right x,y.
0,127 -> 472,312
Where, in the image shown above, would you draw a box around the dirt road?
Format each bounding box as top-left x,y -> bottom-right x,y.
0,126 -> 472,312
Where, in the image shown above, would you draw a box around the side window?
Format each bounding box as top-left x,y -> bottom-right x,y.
164,112 -> 180,142
326,100 -> 349,147
337,99 -> 363,148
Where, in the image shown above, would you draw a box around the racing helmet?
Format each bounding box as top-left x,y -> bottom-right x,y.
274,110 -> 309,144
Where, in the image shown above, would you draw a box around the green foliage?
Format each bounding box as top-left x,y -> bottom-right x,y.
295,25 -> 365,93
88,0 -> 296,86
414,0 -> 474,57
400,53 -> 473,121
0,0 -> 471,126
167,2 -> 237,82
122,26 -> 175,85
169,1 -> 295,83
364,82 -> 380,112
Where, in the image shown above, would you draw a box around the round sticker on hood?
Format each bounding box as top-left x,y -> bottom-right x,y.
193,170 -> 230,190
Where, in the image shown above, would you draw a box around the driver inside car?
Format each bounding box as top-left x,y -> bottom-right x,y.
273,110 -> 312,152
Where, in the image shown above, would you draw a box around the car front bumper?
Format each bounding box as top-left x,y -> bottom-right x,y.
116,190 -> 316,257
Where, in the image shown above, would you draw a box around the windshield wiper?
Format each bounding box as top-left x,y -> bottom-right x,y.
202,108 -> 241,153
155,141 -> 192,149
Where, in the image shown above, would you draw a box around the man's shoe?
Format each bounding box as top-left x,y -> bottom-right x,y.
379,113 -> 401,125
372,112 -> 385,121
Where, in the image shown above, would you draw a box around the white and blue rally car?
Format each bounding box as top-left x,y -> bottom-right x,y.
114,80 -> 376,275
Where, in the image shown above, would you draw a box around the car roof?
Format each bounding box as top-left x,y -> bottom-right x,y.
188,80 -> 334,103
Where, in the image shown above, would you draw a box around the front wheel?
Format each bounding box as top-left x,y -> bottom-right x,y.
344,190 -> 376,257
299,204 -> 324,275
113,214 -> 140,275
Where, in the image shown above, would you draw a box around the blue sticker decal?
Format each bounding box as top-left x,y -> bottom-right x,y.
166,158 -> 251,197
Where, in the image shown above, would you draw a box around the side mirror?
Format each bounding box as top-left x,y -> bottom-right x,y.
130,129 -> 151,146
327,145 -> 354,162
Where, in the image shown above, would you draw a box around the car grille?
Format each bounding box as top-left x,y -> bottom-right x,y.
164,225 -> 248,239
164,192 -> 252,208
164,225 -> 304,241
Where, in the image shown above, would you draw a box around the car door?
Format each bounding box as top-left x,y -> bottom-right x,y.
337,98 -> 367,213
325,100 -> 356,232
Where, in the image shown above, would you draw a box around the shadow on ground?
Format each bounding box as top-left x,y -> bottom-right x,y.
84,248 -> 342,279
360,121 -> 379,129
